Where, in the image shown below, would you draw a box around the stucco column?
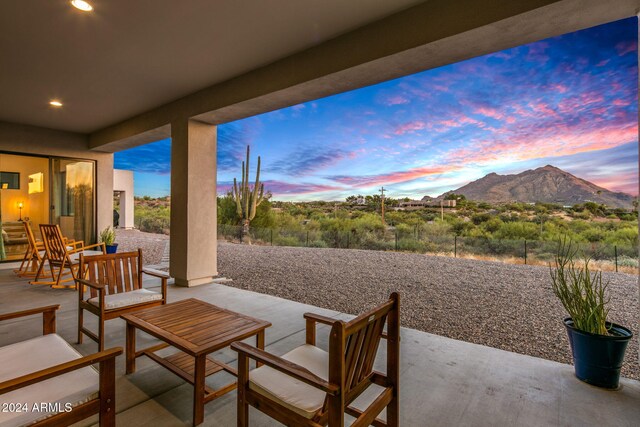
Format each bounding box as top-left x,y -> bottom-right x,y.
170,119 -> 217,286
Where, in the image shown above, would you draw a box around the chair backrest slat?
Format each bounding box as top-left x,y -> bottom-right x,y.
23,222 -> 38,251
122,256 -> 132,292
344,329 -> 365,389
114,258 -> 125,292
79,251 -> 143,298
131,256 -> 140,290
86,259 -> 95,298
39,224 -> 68,264
341,299 -> 395,396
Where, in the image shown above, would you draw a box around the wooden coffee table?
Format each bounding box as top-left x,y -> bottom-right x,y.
121,298 -> 271,426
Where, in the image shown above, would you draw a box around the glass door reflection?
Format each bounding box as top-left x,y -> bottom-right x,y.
51,159 -> 96,244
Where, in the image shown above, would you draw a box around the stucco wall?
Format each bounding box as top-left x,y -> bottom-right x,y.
113,169 -> 134,229
0,121 -> 113,242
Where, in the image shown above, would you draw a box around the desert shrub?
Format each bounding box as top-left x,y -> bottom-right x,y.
396,238 -> 427,253
273,235 -> 302,247
482,217 -> 503,233
617,255 -> 639,268
494,222 -> 539,240
582,228 -> 606,243
604,227 -> 638,246
471,213 -> 491,225
308,240 -> 328,248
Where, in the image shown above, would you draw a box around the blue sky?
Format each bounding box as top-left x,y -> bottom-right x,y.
116,17 -> 638,200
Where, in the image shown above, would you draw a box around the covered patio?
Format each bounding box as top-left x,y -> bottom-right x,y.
1,267 -> 639,426
1,1 -> 640,426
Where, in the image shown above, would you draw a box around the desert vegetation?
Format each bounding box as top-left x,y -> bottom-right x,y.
133,193 -> 638,271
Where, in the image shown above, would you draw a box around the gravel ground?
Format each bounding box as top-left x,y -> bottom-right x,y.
217,242 -> 639,380
114,229 -> 168,266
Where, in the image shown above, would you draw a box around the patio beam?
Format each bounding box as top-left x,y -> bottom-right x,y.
170,119 -> 217,286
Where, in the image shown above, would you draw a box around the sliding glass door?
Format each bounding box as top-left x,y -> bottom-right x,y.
51,158 -> 96,244
0,153 -> 50,260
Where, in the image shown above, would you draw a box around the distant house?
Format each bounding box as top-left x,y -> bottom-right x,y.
355,196 -> 366,205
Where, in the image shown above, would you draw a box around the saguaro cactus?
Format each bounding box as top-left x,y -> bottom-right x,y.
232,145 -> 265,241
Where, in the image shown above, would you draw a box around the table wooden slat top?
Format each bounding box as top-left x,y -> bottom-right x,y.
121,298 -> 271,356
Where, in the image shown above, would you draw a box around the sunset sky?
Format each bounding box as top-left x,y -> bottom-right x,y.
116,17 -> 638,200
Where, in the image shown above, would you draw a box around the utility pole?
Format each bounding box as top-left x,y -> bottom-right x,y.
380,186 -> 386,226
440,199 -> 444,221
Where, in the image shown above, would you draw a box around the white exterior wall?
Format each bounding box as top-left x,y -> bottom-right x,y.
113,169 -> 134,229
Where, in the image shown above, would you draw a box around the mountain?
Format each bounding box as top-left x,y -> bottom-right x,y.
443,165 -> 635,209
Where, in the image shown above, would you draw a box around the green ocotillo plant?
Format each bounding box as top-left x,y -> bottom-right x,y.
232,145 -> 265,241
550,237 -> 610,335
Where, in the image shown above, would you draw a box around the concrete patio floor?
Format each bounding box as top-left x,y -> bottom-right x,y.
1,267 -> 639,426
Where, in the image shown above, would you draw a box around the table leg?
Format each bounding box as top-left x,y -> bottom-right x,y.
126,322 -> 136,374
193,354 -> 206,426
256,330 -> 265,368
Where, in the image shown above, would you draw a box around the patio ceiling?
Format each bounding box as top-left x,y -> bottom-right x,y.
1,0 -> 639,151
0,0 -> 423,134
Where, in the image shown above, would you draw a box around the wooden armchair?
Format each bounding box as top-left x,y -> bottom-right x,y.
0,305 -> 122,426
232,293 -> 400,427
77,249 -> 169,351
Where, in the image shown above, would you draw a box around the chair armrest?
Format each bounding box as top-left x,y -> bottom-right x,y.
304,313 -> 338,345
0,305 -> 59,335
142,268 -> 170,279
142,268 -> 169,301
76,278 -> 106,290
0,305 -> 60,322
80,242 -> 106,252
0,347 -> 122,395
303,313 -> 337,326
68,242 -> 105,255
231,342 -> 339,395
67,240 -> 84,249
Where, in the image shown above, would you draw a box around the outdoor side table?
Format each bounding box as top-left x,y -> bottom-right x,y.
121,298 -> 272,426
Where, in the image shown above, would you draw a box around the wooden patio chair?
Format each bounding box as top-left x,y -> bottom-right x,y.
14,221 -> 44,277
30,224 -> 105,289
0,304 -> 121,426
232,292 -> 400,427
77,249 -> 169,351
16,222 -> 78,277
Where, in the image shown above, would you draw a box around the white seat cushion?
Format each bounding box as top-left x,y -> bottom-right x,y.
0,334 -> 98,427
69,249 -> 104,263
88,288 -> 162,310
249,344 -> 329,419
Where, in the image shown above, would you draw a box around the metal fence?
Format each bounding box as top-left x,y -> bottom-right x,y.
217,225 -> 638,272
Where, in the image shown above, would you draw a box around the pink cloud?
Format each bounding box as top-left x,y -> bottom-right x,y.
393,120 -> 427,135
592,172 -> 639,195
219,181 -> 343,196
475,107 -> 504,120
385,95 -> 410,106
528,102 -> 558,117
445,124 -> 637,166
616,40 -> 637,56
612,99 -> 631,107
551,84 -> 568,94
331,165 -> 458,187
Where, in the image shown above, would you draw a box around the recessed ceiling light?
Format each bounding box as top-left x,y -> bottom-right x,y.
71,0 -> 93,12
50,100 -> 63,107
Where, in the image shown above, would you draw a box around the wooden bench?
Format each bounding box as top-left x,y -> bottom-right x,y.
0,305 -> 121,426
